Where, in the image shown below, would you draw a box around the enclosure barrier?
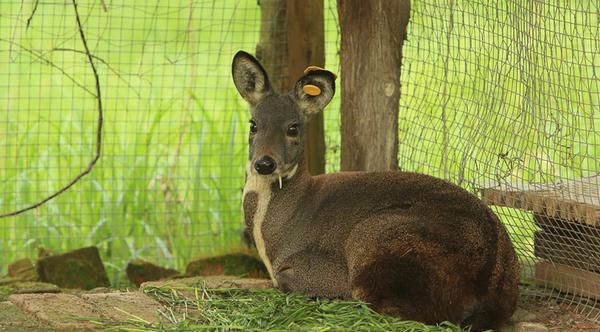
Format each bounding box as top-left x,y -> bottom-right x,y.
1,0 -> 598,322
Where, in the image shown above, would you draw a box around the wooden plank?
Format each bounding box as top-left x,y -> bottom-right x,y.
534,231 -> 600,273
535,260 -> 600,300
481,175 -> 600,227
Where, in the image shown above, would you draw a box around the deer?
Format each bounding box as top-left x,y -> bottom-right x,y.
232,50 -> 519,331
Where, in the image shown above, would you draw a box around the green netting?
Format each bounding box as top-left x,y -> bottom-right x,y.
0,0 -> 264,283
399,0 -> 599,320
0,0 -> 598,321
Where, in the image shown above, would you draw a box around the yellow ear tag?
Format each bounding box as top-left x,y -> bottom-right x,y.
303,84 -> 321,96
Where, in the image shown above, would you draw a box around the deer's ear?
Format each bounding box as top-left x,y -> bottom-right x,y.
292,69 -> 336,115
232,51 -> 273,106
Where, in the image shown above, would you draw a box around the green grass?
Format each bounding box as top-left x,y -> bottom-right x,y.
0,0 -> 598,290
100,284 -> 471,331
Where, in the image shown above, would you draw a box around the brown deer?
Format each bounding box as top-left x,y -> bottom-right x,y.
232,50 -> 519,331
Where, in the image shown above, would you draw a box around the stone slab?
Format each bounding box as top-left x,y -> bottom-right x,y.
9,293 -> 102,330
141,275 -> 273,291
82,291 -> 163,324
0,301 -> 49,331
0,282 -> 59,301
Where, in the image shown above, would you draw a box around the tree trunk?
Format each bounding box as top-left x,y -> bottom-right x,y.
256,0 -> 288,90
256,0 -> 326,175
337,0 -> 410,171
287,0 -> 326,175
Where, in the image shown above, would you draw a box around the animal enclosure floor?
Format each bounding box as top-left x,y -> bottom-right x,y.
517,295 -> 600,331
1,277 -> 599,331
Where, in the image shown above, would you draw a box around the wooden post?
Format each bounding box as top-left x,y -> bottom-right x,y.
287,0 -> 326,175
256,0 -> 288,90
256,0 -> 326,175
337,0 -> 410,171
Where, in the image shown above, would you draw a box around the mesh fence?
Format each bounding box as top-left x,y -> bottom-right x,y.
0,0 -> 343,285
400,0 -> 599,319
0,0 -> 599,321
0,0 -> 267,283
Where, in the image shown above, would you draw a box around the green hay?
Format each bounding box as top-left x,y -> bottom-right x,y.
102,284 -> 473,332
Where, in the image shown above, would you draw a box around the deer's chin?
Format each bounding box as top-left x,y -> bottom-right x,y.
254,164 -> 299,189
281,164 -> 299,180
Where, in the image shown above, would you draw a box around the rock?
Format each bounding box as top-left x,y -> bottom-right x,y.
36,246 -> 110,290
0,276 -> 19,286
141,276 -> 273,290
9,282 -> 60,295
0,281 -> 60,301
511,308 -> 537,322
141,275 -> 273,300
186,253 -> 269,278
0,301 -> 47,331
126,259 -> 180,287
8,258 -> 39,281
82,291 -> 163,324
502,322 -> 549,332
87,286 -> 118,294
9,293 -> 102,330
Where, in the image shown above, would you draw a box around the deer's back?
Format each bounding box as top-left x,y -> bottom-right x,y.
308,171 -> 497,234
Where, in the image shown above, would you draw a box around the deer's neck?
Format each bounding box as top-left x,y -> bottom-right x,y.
242,160 -> 311,285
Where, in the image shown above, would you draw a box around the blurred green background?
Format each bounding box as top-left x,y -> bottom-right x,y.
0,0 -> 598,285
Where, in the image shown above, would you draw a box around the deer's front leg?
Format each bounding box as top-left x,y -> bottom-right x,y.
274,249 -> 351,299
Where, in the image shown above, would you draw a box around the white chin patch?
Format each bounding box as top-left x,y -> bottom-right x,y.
278,164 -> 299,189
283,164 -> 299,179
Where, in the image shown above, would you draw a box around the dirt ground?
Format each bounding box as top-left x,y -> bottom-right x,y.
1,278 -> 599,331
517,295 -> 600,332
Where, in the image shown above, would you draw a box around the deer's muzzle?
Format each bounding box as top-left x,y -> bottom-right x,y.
254,156 -> 277,175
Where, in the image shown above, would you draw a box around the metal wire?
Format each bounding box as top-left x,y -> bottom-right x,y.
1,0 -> 599,320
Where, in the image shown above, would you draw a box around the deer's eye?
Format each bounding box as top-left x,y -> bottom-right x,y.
287,124 -> 299,137
249,120 -> 257,134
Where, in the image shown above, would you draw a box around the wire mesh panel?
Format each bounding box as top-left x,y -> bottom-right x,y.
399,0 -> 599,319
1,0 -> 599,320
0,0 -> 267,283
0,0 -> 342,285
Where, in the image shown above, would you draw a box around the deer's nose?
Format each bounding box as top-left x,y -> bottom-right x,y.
254,156 -> 277,175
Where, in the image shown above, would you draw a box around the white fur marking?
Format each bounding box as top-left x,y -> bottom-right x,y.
243,162 -> 277,286
285,164 -> 298,179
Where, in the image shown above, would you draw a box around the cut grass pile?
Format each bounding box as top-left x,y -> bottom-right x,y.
105,284 -> 469,332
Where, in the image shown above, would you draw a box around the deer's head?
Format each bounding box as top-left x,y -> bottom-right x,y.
232,51 -> 335,182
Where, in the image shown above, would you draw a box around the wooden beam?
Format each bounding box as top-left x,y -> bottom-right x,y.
481,175 -> 600,227
535,260 -> 600,300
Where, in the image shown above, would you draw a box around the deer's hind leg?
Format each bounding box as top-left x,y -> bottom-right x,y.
344,215 -> 482,326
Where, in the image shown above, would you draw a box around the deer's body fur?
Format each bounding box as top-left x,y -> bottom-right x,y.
233,51 -> 519,331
